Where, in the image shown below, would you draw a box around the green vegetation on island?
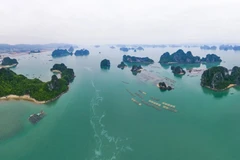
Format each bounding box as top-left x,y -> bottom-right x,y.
171,66 -> 186,75
1,57 -> 18,66
100,59 -> 110,69
131,65 -> 143,75
201,66 -> 240,90
0,63 -> 75,102
74,49 -> 90,56
117,62 -> 127,69
123,55 -> 154,64
52,49 -> 72,57
159,49 -> 222,64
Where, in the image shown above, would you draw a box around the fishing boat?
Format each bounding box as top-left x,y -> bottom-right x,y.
28,110 -> 45,124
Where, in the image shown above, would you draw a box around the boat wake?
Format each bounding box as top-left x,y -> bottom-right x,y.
89,81 -> 133,160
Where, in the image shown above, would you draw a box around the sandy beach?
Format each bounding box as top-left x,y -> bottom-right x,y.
204,84 -> 237,91
0,63 -> 18,69
51,70 -> 62,74
0,95 -> 46,104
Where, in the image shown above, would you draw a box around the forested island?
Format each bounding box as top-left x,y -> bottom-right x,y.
0,63 -> 75,103
219,45 -> 240,51
117,62 -> 127,69
159,49 -> 222,64
171,66 -> 186,75
1,57 -> 18,68
201,66 -> 240,91
123,55 -> 154,64
52,49 -> 72,57
131,65 -> 143,75
74,49 -> 90,56
100,59 -> 110,69
200,45 -> 217,50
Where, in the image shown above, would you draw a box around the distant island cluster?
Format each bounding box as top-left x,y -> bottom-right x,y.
1,43 -> 240,105
52,47 -> 90,57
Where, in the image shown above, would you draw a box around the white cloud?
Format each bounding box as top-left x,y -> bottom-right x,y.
0,0 -> 239,44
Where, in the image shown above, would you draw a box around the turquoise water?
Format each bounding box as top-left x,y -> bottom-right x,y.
1,47 -> 240,160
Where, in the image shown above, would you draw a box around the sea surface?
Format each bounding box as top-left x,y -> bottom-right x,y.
0,46 -> 240,160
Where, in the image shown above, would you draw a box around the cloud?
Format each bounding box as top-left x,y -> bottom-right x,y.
0,0 -> 239,44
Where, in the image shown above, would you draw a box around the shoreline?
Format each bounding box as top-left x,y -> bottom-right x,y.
0,87 -> 69,104
0,63 -> 18,69
204,84 -> 236,91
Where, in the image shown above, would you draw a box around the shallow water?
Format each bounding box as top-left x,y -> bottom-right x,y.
0,46 -> 240,160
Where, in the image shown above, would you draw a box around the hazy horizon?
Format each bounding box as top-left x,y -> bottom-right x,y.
0,0 -> 239,45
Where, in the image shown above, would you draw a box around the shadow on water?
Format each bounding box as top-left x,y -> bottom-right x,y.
204,62 -> 221,69
160,62 -> 221,70
173,74 -> 184,79
159,63 -> 170,69
201,87 -> 229,98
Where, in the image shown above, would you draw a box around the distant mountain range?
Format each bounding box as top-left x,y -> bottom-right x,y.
0,43 -> 78,53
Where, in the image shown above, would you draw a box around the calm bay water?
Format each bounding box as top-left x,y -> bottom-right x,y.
0,46 -> 240,160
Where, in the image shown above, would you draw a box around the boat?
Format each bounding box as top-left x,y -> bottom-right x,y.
162,106 -> 177,112
131,98 -> 142,106
138,90 -> 147,95
28,110 -> 45,124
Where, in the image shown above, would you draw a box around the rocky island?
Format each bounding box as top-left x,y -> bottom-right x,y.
171,66 -> 186,75
123,55 -> 154,64
200,45 -> 217,50
52,49 -> 72,57
131,65 -> 143,75
0,57 -> 18,68
100,59 -> 110,69
74,49 -> 90,56
0,63 -> 75,103
117,62 -> 127,69
157,82 -> 173,91
159,49 -> 222,64
201,66 -> 240,91
201,54 -> 222,63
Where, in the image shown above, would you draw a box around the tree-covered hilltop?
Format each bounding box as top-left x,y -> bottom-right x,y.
1,57 -> 18,66
123,55 -> 154,64
52,49 -> 72,57
74,49 -> 90,56
50,63 -> 75,84
117,62 -> 127,69
0,64 -> 75,101
159,49 -> 222,64
159,50 -> 201,64
171,66 -> 186,75
201,54 -> 222,63
100,59 -> 110,69
201,66 -> 240,90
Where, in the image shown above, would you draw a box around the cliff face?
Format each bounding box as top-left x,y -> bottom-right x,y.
1,57 -> 18,66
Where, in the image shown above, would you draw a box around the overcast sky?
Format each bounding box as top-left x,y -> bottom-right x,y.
0,0 -> 239,44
